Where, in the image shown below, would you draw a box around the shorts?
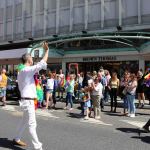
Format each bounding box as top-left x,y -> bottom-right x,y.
46,89 -> 53,94
84,100 -> 91,109
0,87 -> 6,97
136,86 -> 144,93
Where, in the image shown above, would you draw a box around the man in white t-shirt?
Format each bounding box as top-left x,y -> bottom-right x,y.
13,42 -> 49,150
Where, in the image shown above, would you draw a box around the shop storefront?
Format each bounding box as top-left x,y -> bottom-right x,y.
67,61 -> 139,76
63,52 -> 141,77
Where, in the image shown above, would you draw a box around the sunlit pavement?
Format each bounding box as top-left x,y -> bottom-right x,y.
0,100 -> 149,150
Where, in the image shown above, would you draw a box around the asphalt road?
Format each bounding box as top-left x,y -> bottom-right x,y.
0,101 -> 149,150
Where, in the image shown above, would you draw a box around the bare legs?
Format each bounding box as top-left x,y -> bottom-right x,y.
46,92 -> 53,109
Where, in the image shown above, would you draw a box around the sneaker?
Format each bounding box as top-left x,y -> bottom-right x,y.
130,114 -> 135,118
95,116 -> 101,120
13,139 -> 27,146
127,113 -> 131,117
69,108 -> 73,111
141,103 -> 144,108
79,112 -> 84,116
63,107 -> 68,110
2,102 -> 6,106
84,116 -> 89,120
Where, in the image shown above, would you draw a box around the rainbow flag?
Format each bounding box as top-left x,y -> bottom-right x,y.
34,99 -> 38,110
144,73 -> 150,80
35,78 -> 44,103
60,78 -> 66,87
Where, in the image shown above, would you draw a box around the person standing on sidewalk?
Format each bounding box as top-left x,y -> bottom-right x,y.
108,72 -> 120,113
136,71 -> 145,108
126,73 -> 137,118
64,74 -> 75,110
45,72 -> 54,109
13,42 -> 49,150
91,77 -> 103,120
0,69 -> 8,106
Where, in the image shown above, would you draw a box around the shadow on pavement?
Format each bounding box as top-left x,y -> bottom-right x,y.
67,112 -> 83,119
131,136 -> 150,144
116,127 -> 147,134
6,101 -> 19,106
104,112 -> 122,117
54,107 -> 64,110
136,112 -> 150,116
0,138 -> 25,150
116,128 -> 150,144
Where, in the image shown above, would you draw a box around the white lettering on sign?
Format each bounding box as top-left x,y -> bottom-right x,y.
83,56 -> 117,62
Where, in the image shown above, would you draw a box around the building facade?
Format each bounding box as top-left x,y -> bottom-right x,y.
0,0 -> 150,75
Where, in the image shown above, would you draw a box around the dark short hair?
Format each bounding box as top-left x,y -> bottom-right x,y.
21,53 -> 31,64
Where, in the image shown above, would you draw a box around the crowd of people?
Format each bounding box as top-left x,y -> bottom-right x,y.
26,66 -> 150,121
1,65 -> 150,120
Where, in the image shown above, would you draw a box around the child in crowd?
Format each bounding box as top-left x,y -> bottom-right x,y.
79,88 -> 85,116
79,87 -> 91,120
83,91 -> 91,120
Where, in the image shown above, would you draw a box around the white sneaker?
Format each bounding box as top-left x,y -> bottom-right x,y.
69,108 -> 73,111
84,116 -> 89,120
63,107 -> 68,110
127,113 -> 131,117
95,116 -> 101,120
130,114 -> 135,118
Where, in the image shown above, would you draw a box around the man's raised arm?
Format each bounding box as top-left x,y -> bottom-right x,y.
42,42 -> 49,63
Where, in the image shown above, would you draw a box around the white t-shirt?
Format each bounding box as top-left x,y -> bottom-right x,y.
47,78 -> 54,90
17,60 -> 47,108
18,60 -> 47,99
92,82 -> 103,96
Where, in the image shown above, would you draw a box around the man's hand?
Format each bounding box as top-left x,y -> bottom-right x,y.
42,42 -> 49,51
42,42 -> 49,62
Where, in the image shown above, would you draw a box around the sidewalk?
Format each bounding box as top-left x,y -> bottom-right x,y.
2,97 -> 150,108
2,98 -> 150,116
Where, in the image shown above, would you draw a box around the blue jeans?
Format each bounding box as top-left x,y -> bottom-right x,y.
104,87 -> 110,102
66,92 -> 73,108
127,94 -> 136,114
123,96 -> 128,109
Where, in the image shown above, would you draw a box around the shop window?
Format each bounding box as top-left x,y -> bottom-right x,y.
145,61 -> 150,71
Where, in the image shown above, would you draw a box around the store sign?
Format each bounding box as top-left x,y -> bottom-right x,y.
83,56 -> 117,62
